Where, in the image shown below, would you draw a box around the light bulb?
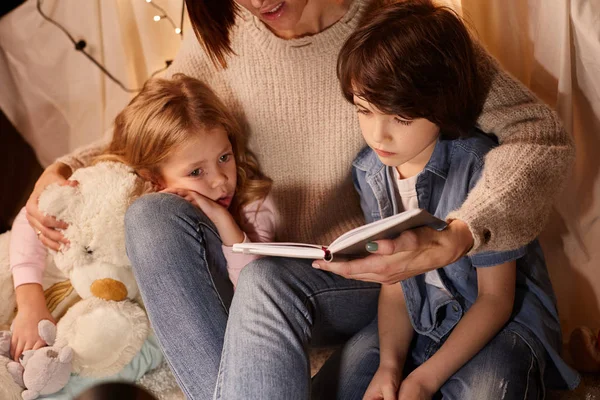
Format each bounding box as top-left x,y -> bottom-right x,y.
153,15 -> 161,22
175,28 -> 182,34
146,0 -> 152,3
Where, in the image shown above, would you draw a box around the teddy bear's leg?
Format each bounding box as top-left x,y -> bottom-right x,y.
6,361 -> 25,388
21,389 -> 40,400
0,331 -> 11,357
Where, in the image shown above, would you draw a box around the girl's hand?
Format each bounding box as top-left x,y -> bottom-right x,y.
25,162 -> 75,251
363,365 -> 402,400
161,188 -> 244,245
161,188 -> 229,223
10,285 -> 56,361
313,220 -> 473,284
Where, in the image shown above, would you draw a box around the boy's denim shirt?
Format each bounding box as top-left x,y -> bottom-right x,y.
352,131 -> 579,389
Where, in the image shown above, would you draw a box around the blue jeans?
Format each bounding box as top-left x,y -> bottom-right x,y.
214,258 -> 381,400
340,320 -> 544,400
411,328 -> 544,399
125,193 -> 381,399
125,193 -> 233,399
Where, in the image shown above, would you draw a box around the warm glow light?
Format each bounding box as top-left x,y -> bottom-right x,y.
175,28 -> 181,34
153,15 -> 161,21
146,0 -> 152,3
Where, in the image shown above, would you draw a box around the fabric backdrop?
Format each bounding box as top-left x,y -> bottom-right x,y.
0,0 -> 598,337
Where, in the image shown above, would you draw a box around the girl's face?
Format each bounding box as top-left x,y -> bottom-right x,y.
158,127 -> 238,208
354,95 -> 440,178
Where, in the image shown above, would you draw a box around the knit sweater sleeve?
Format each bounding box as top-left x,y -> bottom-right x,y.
447,44 -> 575,253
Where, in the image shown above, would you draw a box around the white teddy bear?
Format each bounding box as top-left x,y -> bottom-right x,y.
0,161 -> 154,398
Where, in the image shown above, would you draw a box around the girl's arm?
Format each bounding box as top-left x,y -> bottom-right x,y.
221,196 -> 278,287
364,283 -> 414,400
402,261 -> 516,396
9,208 -> 55,361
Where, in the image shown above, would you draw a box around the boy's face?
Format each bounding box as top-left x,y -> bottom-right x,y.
354,95 -> 440,178
158,127 -> 238,209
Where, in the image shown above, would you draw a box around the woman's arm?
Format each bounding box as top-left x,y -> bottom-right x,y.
402,261 -> 516,395
447,45 -> 574,252
364,283 -> 414,400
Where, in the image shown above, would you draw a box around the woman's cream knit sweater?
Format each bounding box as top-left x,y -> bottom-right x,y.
57,0 -> 574,252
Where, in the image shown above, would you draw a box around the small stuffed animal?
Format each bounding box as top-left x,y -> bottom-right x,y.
1,320 -> 72,400
569,326 -> 600,372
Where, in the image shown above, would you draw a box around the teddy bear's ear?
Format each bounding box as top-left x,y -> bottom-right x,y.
38,183 -> 81,224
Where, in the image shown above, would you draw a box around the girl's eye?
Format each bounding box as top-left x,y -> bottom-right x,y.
219,153 -> 232,163
394,117 -> 412,126
189,168 -> 203,177
356,108 -> 370,115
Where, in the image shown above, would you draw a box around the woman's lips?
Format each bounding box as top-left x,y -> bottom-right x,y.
261,2 -> 285,21
374,148 -> 396,157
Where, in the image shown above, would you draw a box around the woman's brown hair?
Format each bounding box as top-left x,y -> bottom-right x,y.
185,0 -> 239,69
338,0 -> 486,138
95,74 -> 271,223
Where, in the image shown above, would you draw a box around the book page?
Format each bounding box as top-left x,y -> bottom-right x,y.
232,243 -> 325,259
328,209 -> 446,258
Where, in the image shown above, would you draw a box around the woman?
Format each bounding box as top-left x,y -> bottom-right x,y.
25,0 -> 573,398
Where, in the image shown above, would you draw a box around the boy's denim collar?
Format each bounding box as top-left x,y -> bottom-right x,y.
352,137 -> 452,180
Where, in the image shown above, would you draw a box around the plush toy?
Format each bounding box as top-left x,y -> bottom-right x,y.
569,326 -> 600,373
1,320 -> 72,400
0,161 -> 155,398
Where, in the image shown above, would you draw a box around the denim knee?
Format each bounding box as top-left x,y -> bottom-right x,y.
440,329 -> 542,400
126,193 -> 214,233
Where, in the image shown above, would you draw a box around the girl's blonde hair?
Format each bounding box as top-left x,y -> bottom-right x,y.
95,73 -> 271,222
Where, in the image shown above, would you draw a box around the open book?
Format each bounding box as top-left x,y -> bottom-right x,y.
232,208 -> 447,262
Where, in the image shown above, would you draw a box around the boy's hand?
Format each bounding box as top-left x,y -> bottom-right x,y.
397,370 -> 436,400
10,303 -> 56,361
363,365 -> 402,400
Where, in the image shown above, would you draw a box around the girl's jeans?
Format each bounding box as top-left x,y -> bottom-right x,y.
124,193 -> 381,399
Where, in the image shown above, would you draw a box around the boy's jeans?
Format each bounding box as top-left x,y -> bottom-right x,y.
216,261 -> 544,400
124,193 -> 381,399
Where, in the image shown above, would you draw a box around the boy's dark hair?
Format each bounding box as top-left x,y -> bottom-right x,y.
337,0 -> 486,138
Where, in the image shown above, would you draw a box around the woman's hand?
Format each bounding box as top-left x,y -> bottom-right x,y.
363,365 -> 403,400
10,284 -> 56,361
313,220 -> 473,284
25,162 -> 75,251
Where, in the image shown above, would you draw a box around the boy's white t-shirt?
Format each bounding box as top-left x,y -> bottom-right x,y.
393,168 -> 449,292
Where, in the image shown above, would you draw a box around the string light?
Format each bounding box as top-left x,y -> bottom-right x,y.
147,0 -> 182,36
35,0 -> 185,93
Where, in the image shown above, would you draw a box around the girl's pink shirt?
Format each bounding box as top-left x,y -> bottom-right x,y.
10,207 -> 47,288
222,195 -> 278,287
10,195 -> 277,289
